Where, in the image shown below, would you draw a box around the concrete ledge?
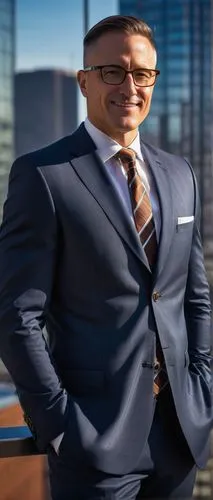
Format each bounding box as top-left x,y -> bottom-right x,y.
0,426 -> 44,457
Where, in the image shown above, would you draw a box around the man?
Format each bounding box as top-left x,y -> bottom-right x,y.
0,15 -> 212,500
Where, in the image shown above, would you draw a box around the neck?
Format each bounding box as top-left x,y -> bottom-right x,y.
112,130 -> 138,147
86,119 -> 138,146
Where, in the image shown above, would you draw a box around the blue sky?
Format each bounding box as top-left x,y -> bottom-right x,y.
16,0 -> 118,71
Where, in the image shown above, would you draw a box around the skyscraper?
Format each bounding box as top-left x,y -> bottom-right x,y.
120,0 -> 213,293
15,69 -> 78,157
0,0 -> 15,216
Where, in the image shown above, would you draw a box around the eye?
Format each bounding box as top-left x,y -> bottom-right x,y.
134,70 -> 152,79
103,67 -> 122,76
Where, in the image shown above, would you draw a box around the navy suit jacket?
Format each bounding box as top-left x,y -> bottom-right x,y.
0,123 -> 212,473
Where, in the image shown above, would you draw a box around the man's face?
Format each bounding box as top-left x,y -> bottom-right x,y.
77,32 -> 157,145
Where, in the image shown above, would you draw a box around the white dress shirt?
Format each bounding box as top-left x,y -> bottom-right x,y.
52,118 -> 161,454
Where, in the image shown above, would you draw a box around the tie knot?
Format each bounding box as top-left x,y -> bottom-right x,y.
115,148 -> 136,175
116,147 -> 136,163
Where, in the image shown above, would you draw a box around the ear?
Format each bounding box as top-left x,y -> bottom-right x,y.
77,70 -> 88,98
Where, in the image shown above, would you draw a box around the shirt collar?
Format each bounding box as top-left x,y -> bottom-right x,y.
84,118 -> 143,163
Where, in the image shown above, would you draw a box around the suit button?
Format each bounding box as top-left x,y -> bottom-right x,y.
152,291 -> 161,302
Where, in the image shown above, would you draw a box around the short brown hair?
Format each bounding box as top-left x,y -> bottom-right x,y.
83,15 -> 156,67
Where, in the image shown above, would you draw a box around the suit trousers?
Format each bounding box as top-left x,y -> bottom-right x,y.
47,387 -> 197,500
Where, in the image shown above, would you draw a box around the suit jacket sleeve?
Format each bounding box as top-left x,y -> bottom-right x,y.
184,163 -> 212,395
0,157 -> 68,451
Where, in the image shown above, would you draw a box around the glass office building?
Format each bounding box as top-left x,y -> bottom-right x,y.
0,0 -> 15,216
120,0 -> 213,291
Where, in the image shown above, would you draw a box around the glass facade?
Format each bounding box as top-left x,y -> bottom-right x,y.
120,0 -> 213,291
0,0 -> 15,217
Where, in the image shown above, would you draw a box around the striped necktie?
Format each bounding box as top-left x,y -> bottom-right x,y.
115,148 -> 157,268
115,147 -> 168,398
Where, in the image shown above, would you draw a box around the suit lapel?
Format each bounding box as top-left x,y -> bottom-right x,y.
141,141 -> 174,277
71,151 -> 150,269
69,125 -> 150,270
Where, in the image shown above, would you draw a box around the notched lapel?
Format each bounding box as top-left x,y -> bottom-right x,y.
70,151 -> 150,271
141,142 -> 174,277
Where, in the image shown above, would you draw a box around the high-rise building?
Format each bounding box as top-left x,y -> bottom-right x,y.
15,69 -> 78,157
0,0 -> 15,215
120,0 -> 213,292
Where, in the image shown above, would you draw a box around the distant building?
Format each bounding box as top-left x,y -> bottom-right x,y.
120,0 -> 213,291
15,69 -> 78,157
0,0 -> 15,214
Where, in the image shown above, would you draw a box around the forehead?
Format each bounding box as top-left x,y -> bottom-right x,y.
85,32 -> 157,67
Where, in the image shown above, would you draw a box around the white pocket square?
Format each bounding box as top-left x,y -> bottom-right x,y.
177,216 -> 194,225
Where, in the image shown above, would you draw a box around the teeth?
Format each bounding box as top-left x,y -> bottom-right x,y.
113,102 -> 139,106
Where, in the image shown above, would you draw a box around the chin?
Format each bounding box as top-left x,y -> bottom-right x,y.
116,118 -> 139,131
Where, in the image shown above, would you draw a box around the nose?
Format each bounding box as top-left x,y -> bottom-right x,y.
120,72 -> 137,95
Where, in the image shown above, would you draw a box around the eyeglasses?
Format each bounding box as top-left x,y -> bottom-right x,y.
83,65 -> 160,87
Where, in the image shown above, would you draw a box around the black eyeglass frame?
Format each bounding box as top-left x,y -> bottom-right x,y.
83,65 -> 160,87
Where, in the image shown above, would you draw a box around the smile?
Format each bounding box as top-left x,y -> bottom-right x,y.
111,101 -> 141,107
